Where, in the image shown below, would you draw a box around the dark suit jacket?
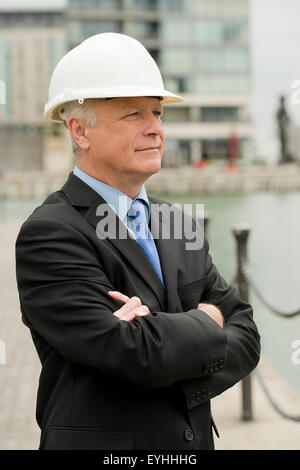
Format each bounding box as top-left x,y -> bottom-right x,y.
15,172 -> 260,450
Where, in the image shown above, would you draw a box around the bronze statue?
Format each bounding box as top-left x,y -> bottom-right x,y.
276,95 -> 294,163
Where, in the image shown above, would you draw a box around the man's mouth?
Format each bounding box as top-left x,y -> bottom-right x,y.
135,147 -> 160,152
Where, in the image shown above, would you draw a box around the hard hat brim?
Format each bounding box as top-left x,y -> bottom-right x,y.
44,87 -> 184,122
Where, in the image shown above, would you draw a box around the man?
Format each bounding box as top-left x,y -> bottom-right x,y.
15,33 -> 260,450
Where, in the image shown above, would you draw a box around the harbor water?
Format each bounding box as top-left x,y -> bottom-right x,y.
2,190 -> 300,392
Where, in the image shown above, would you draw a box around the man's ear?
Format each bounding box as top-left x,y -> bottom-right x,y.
68,116 -> 90,152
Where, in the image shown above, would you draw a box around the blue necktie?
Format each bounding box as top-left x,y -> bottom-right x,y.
127,198 -> 165,288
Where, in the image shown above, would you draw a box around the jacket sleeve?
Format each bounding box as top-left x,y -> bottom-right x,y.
15,217 -> 228,390
181,239 -> 261,410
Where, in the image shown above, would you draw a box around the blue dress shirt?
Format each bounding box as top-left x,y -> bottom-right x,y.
73,166 -> 150,239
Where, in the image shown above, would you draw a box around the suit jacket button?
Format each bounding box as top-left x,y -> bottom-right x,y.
218,359 -> 224,369
184,429 -> 194,441
189,393 -> 196,403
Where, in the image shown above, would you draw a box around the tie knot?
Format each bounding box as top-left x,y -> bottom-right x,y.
127,198 -> 147,222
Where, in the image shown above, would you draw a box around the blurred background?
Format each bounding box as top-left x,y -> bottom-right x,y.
0,0 -> 300,450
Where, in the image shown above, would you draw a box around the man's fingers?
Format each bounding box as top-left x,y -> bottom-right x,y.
119,311 -> 136,322
197,302 -> 224,329
119,306 -> 150,322
108,290 -> 150,320
113,296 -> 141,318
108,291 -> 130,302
140,305 -> 150,315
132,306 -> 150,316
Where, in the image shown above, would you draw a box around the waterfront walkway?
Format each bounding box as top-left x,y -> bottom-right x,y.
1,163 -> 300,199
0,221 -> 299,450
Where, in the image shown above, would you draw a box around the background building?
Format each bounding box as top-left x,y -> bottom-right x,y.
66,0 -> 253,166
0,4 -> 67,171
0,0 -> 253,171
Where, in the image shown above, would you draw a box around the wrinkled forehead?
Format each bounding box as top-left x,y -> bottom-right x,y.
102,96 -> 162,111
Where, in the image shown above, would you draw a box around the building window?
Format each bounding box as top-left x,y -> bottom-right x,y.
193,0 -> 248,18
195,48 -> 249,73
148,49 -> 159,63
69,0 -> 121,9
201,107 -> 238,122
194,20 -> 248,46
202,139 -> 230,159
194,74 -> 250,94
163,107 -> 190,123
128,21 -> 158,39
194,20 -> 223,45
160,48 -> 192,74
224,21 -> 248,44
158,0 -> 186,12
160,20 -> 191,44
164,77 -> 187,93
131,0 -> 158,11
69,20 -> 121,43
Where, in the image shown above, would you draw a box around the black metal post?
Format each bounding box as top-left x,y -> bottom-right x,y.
204,211 -> 210,236
197,211 -> 210,238
232,224 -> 253,421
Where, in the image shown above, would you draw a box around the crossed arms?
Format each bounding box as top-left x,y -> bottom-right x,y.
16,216 -> 260,395
109,290 -> 224,328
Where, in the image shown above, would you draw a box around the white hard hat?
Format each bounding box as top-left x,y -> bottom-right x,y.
44,32 -> 183,122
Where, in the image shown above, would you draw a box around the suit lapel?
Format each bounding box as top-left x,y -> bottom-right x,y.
62,173 -> 167,311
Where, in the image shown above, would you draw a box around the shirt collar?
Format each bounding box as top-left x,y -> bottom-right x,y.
73,165 -> 150,224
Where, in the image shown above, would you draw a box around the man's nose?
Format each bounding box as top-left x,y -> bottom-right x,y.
142,113 -> 163,136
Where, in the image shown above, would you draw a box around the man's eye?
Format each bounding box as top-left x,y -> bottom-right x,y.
125,112 -> 138,118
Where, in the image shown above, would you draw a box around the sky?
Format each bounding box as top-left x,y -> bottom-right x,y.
1,0 -> 300,163
250,0 -> 300,162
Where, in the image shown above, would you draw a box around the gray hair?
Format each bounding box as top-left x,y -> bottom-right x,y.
58,99 -> 100,158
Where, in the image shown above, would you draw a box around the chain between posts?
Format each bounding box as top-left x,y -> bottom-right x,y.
199,214 -> 300,422
232,224 -> 300,422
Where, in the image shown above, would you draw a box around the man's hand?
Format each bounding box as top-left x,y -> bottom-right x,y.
108,291 -> 150,322
197,302 -> 224,329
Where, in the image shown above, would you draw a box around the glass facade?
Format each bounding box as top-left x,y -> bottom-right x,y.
201,107 -> 238,122
49,36 -> 68,74
158,0 -> 192,13
163,107 -> 190,123
164,77 -> 188,93
160,20 -> 191,44
193,0 -> 248,17
65,0 -> 252,162
195,48 -> 249,73
194,20 -> 248,45
202,138 -> 234,159
132,0 -> 158,11
0,13 -> 63,28
160,48 -> 192,74
157,2 -> 250,95
68,19 -> 121,44
128,21 -> 158,39
193,75 -> 250,94
69,0 -> 121,10
0,39 -> 10,118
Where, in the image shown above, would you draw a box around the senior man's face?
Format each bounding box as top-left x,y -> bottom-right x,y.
87,96 -> 164,185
